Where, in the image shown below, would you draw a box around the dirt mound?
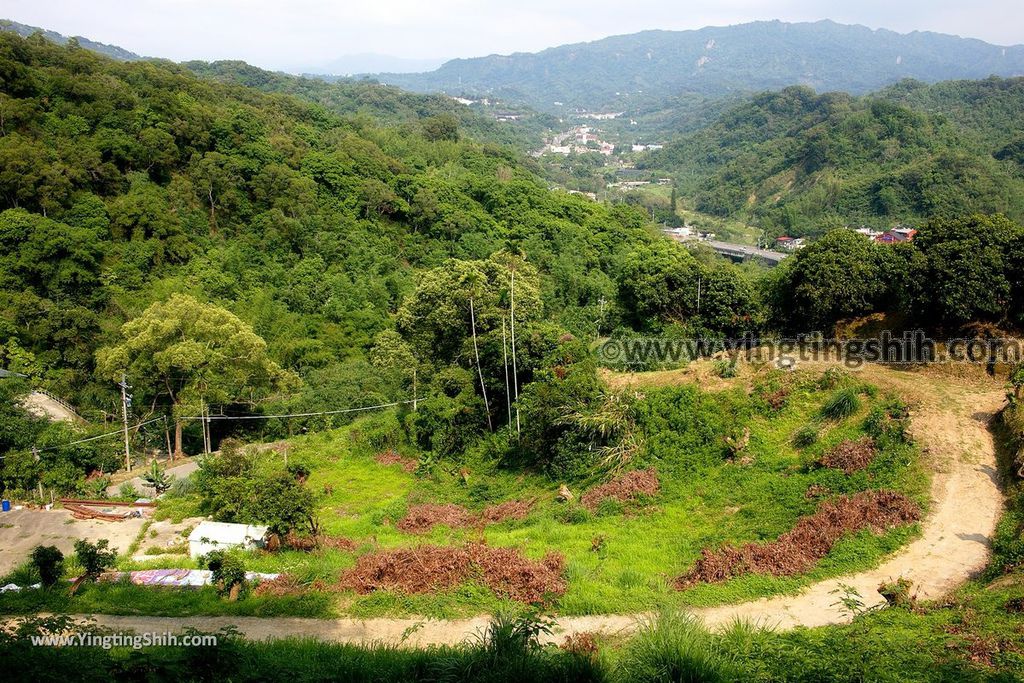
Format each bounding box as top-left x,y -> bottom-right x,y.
397,503 -> 475,533
376,451 -> 418,473
481,499 -> 534,524
338,543 -> 565,605
581,468 -> 659,511
818,437 -> 877,475
677,490 -> 920,588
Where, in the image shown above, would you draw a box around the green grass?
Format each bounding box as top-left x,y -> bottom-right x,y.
0,371 -> 929,620
0,576 -> 335,618
1,390 -> 1018,682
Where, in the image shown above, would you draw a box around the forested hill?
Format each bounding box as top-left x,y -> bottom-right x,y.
0,18 -> 140,61
877,77 -> 1024,159
369,20 -> 1024,112
643,85 -> 1024,236
183,60 -> 553,151
0,32 -> 676,414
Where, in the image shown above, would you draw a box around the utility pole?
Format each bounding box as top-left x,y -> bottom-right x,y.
502,318 -> 512,430
469,297 -> 492,431
118,373 -> 132,472
510,271 -> 521,439
163,416 -> 173,462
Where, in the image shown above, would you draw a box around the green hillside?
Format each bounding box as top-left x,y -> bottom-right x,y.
0,32 -> 657,418
878,76 -> 1024,159
183,60 -> 555,152
645,85 -> 1024,235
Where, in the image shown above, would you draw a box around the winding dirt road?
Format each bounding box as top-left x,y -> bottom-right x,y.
16,364 -> 1008,646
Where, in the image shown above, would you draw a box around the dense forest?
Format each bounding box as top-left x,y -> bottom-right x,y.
645,84 -> 1024,235
0,32 -> 756,494
2,30 -> 1024,498
183,60 -> 555,152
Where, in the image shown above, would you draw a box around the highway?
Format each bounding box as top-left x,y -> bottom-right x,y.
663,230 -> 789,265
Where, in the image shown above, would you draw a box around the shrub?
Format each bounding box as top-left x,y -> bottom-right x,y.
118,483 -> 140,500
616,611 -> 745,682
82,476 -> 110,499
73,539 -> 116,581
30,545 -> 64,587
878,577 -> 916,609
792,424 -> 819,448
204,550 -> 247,599
817,367 -> 849,390
865,398 -> 912,444
142,460 -> 174,494
821,387 -> 861,420
713,358 -> 738,378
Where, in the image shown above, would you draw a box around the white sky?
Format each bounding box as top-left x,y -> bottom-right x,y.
5,0 -> 1024,72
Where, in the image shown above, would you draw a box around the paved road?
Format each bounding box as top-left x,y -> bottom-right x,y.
106,458 -> 200,498
21,391 -> 82,423
663,231 -> 788,265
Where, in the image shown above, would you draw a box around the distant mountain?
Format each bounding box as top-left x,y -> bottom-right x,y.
0,18 -> 140,61
299,54 -> 445,77
369,20 -> 1024,112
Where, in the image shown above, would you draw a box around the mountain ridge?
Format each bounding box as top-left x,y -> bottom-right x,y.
365,20 -> 1024,112
0,18 -> 141,61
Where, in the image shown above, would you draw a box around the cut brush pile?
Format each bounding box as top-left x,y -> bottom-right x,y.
338,543 -> 566,605
677,490 -> 920,587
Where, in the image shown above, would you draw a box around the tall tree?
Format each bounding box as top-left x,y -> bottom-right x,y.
96,294 -> 297,457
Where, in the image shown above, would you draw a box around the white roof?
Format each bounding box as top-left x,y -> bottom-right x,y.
188,521 -> 268,545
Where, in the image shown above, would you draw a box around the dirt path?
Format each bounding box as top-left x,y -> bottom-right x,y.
12,363 -> 1007,646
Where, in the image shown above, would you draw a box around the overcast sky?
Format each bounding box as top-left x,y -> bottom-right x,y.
5,0 -> 1024,73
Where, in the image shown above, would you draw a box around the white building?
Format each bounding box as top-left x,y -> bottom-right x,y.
188,521 -> 269,559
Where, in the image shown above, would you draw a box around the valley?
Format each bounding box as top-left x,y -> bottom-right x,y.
2,13 -> 1024,682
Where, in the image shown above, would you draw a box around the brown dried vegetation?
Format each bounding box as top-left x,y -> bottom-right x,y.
676,490 -> 920,587
481,499 -> 534,524
252,574 -> 326,597
338,543 -> 566,605
818,436 -> 878,475
280,532 -> 357,552
376,450 -> 418,473
581,468 -> 660,511
397,503 -> 475,533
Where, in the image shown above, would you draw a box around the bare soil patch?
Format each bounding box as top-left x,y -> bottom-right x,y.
339,543 -> 566,605
677,490 -> 920,587
581,468 -> 659,511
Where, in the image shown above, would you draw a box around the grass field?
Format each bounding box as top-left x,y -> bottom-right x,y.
0,368 -> 929,619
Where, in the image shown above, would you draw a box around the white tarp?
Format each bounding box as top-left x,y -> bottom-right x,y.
187,521 -> 269,559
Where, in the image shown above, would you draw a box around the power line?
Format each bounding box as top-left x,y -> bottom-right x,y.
31,416 -> 165,453
18,399 -> 415,458
179,398 -> 417,422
